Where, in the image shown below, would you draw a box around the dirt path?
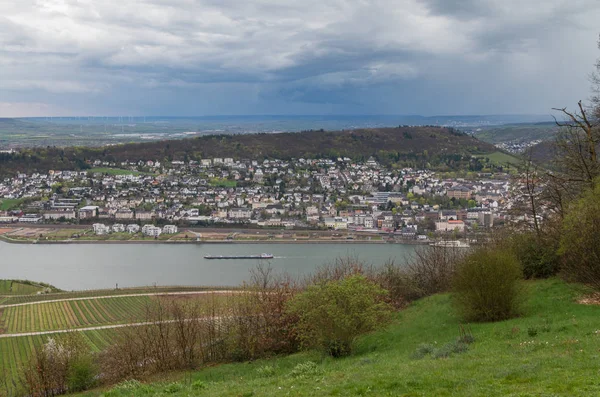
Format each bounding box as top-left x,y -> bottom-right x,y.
0,317 -> 222,339
0,290 -> 238,309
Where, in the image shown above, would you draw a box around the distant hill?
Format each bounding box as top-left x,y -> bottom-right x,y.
471,122 -> 558,144
0,127 -> 501,176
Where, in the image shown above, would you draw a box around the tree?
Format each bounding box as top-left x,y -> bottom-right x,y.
286,275 -> 392,357
559,180 -> 600,290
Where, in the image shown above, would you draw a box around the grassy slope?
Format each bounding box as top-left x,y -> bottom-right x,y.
0,199 -> 23,211
473,123 -> 558,144
0,280 -> 46,295
476,151 -> 521,166
86,279 -> 600,397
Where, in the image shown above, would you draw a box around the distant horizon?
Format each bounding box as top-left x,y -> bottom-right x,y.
10,113 -> 556,120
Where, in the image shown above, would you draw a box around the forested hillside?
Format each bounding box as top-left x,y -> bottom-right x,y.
0,126 -> 500,176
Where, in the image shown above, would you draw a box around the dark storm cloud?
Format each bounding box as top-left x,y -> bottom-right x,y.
0,0 -> 599,116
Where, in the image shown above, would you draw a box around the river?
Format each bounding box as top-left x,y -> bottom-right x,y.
0,242 -> 416,291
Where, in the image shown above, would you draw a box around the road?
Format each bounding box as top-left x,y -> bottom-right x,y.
0,290 -> 238,309
0,317 -> 223,339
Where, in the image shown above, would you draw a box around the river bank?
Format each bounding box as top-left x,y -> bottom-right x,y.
0,226 -> 428,245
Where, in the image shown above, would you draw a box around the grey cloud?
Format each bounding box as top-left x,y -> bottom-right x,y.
0,0 -> 598,115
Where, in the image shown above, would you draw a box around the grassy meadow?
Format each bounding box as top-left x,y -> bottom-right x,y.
79,279 -> 600,397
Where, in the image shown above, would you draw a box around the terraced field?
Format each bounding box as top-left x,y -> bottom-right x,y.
0,296 -> 151,334
0,285 -> 233,395
0,330 -> 116,395
0,285 -> 231,306
0,280 -> 46,295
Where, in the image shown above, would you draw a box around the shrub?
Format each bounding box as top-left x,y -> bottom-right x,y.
22,332 -> 94,397
559,182 -> 600,289
373,262 -> 423,308
405,245 -> 466,298
452,246 -> 523,322
66,355 -> 97,392
509,232 -> 560,279
286,274 -> 392,357
411,343 -> 435,359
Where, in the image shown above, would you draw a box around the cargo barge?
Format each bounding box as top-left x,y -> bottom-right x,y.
204,253 -> 274,260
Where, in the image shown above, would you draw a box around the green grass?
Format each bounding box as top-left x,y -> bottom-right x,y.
0,199 -> 23,211
209,178 -> 237,188
477,151 -> 521,166
82,279 -> 600,397
0,280 -> 47,296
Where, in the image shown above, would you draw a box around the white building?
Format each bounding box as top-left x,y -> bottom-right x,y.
142,224 -> 162,237
93,223 -> 110,235
163,225 -> 178,234
18,214 -> 43,223
228,208 -> 252,219
126,224 -> 140,234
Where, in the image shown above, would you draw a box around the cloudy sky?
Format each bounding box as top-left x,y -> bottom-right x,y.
1,0 -> 599,117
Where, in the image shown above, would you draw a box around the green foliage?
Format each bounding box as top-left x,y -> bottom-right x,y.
286,275 -> 392,357
509,232 -> 560,279
0,198 -> 23,211
67,356 -> 97,392
62,279 -> 600,396
559,182 -> 600,290
0,127 -> 499,177
452,246 -> 524,322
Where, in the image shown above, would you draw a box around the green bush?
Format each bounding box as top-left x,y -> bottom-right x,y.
286,274 -> 392,357
452,246 -> 523,322
66,356 -> 97,392
509,232 -> 560,279
559,182 -> 600,290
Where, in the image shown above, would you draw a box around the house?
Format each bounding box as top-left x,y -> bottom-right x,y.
163,225 -> 178,234
135,211 -> 154,220
228,208 -> 252,220
18,214 -> 42,223
78,205 -> 99,219
142,224 -> 162,237
435,220 -> 465,233
93,223 -> 110,235
447,186 -> 472,199
126,224 -> 140,234
115,209 -> 134,220
43,211 -> 76,220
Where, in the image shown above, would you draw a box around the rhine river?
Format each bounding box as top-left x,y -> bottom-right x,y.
0,242 -> 416,291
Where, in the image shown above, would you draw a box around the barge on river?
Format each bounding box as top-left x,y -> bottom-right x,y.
204,253 -> 274,260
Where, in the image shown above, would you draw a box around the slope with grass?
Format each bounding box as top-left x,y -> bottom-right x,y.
0,280 -> 52,296
84,279 -> 600,397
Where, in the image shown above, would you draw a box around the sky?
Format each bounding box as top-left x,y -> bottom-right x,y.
0,0 -> 599,117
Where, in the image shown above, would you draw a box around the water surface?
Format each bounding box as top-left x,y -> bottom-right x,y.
0,242 -> 416,290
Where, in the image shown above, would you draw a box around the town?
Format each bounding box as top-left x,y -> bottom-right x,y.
0,155 -> 526,242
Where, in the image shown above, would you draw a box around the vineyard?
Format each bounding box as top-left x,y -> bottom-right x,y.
0,280 -> 48,296
0,330 -> 116,396
0,283 -> 234,396
0,285 -> 233,306
0,296 -> 152,334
